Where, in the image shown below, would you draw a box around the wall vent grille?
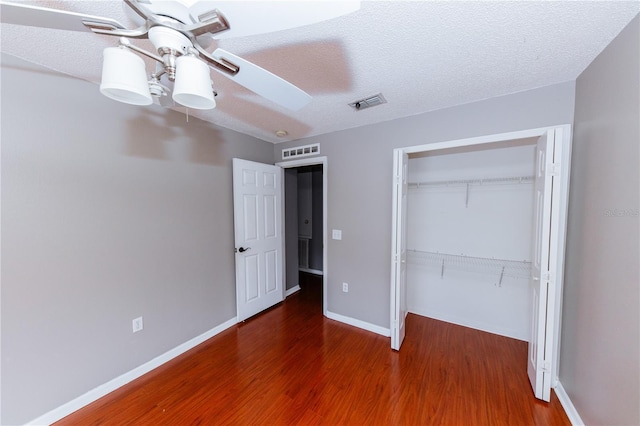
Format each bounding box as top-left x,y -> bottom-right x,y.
349,93 -> 387,111
282,143 -> 320,160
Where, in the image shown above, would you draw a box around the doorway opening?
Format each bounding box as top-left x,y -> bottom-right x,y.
278,157 -> 328,316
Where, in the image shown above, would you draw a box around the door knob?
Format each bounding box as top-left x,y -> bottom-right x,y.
237,247 -> 251,253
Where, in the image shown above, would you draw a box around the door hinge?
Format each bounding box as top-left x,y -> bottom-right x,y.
547,163 -> 560,177
542,360 -> 551,373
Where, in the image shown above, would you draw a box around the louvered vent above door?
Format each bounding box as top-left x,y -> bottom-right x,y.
282,143 -> 320,160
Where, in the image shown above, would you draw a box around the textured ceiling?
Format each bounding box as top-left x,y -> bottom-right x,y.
1,1 -> 639,143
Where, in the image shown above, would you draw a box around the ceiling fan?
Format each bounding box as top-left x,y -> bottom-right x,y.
0,0 -> 360,110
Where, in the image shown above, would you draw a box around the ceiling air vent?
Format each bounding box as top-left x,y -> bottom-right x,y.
282,143 -> 320,160
349,93 -> 387,111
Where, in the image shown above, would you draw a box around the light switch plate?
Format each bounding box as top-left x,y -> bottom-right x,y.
332,229 -> 342,240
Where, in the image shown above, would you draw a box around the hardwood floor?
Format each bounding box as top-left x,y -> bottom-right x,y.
57,277 -> 570,425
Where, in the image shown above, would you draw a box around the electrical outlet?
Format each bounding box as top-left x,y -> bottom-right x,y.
132,316 -> 143,333
342,282 -> 349,293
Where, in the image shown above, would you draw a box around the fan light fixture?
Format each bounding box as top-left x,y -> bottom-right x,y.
100,46 -> 153,106
100,31 -> 218,110
173,54 -> 216,110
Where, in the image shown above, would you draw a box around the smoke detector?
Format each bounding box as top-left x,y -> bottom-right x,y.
349,93 -> 387,111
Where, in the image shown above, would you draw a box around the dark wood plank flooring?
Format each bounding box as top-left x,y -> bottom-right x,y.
56,275 -> 570,425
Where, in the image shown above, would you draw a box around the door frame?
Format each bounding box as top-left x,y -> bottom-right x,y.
390,125 -> 572,389
276,156 -> 328,316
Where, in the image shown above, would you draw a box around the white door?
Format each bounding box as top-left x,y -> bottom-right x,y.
233,158 -> 284,322
391,150 -> 408,350
527,129 -> 561,401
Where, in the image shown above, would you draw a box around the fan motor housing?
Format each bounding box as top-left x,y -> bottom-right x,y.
148,26 -> 191,54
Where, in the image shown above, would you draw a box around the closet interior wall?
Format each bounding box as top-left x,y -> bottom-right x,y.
406,138 -> 537,341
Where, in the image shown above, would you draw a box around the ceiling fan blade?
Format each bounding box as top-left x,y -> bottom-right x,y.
211,48 -> 312,111
0,1 -> 126,32
189,1 -> 360,39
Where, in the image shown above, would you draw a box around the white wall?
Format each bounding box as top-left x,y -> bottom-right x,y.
561,15 -> 639,425
0,53 -> 274,425
275,81 -> 575,329
406,141 -> 535,340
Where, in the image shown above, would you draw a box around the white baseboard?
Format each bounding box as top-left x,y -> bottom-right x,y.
27,317 -> 238,426
326,311 -> 390,337
285,285 -> 301,297
555,381 -> 584,426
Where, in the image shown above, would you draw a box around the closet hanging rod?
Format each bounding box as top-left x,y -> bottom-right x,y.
408,175 -> 534,188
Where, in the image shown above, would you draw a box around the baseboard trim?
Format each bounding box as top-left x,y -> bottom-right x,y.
326,311 -> 390,337
27,317 -> 238,426
555,381 -> 584,426
285,285 -> 301,297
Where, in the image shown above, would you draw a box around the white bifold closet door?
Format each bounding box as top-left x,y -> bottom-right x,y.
391,150 -> 408,351
527,130 -> 561,402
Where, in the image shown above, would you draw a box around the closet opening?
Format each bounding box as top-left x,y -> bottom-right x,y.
406,137 -> 537,341
390,126 -> 572,402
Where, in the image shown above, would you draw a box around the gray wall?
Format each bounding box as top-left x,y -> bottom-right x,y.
561,15 -> 639,426
0,54 -> 274,425
276,81 -> 576,328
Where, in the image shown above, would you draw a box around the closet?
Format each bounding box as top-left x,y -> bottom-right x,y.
391,126 -> 572,402
405,137 -> 538,341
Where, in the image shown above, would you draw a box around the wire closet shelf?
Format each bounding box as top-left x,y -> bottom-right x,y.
408,175 -> 534,207
408,175 -> 534,189
407,249 -> 532,285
